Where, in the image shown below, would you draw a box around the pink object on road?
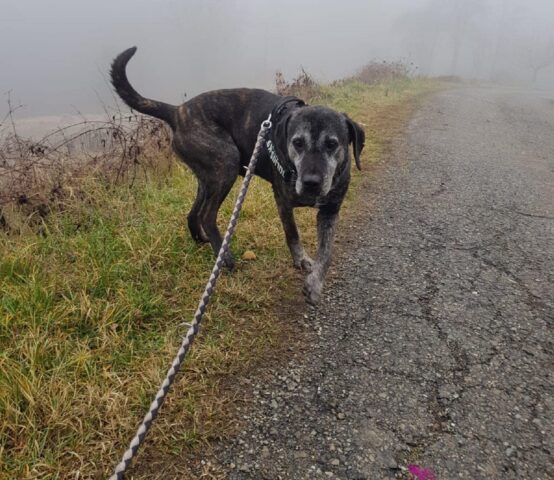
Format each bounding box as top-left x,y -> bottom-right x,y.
407,464 -> 436,480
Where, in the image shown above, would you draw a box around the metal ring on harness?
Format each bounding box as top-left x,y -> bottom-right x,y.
261,114 -> 272,129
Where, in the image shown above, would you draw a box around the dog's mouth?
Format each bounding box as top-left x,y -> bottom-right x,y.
296,173 -> 326,197
302,185 -> 322,196
296,185 -> 322,198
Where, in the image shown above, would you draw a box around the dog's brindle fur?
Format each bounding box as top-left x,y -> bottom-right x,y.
110,47 -> 364,304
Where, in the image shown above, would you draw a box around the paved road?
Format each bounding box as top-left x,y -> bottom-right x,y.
213,86 -> 554,479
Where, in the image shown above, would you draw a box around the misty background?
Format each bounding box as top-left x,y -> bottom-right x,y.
2,0 -> 554,133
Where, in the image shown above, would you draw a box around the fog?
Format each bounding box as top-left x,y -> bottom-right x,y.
2,0 -> 554,124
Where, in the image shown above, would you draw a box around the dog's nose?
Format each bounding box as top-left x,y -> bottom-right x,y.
302,174 -> 322,192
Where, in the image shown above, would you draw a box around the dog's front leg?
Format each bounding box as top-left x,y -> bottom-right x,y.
274,190 -> 314,271
303,207 -> 338,305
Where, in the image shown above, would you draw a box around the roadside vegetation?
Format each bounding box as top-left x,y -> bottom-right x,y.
0,65 -> 437,478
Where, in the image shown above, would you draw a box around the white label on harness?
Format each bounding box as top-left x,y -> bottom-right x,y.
266,139 -> 286,178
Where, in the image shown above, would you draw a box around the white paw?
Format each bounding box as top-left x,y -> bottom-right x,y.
303,272 -> 323,305
294,254 -> 314,273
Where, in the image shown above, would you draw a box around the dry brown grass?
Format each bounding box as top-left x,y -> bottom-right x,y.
274,69 -> 322,102
0,101 -> 173,233
349,59 -> 417,86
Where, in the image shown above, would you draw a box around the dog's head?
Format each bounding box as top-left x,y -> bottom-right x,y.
276,106 -> 365,198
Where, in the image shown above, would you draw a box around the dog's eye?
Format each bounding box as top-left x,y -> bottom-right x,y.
292,138 -> 304,149
325,139 -> 338,151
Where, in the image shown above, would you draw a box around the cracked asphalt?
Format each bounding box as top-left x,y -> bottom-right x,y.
211,86 -> 554,479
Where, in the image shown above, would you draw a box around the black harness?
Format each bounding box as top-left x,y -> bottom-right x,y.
265,96 -> 305,184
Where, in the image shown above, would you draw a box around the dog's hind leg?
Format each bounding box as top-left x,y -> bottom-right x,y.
183,132 -> 241,270
200,171 -> 238,269
188,181 -> 209,243
172,126 -> 239,261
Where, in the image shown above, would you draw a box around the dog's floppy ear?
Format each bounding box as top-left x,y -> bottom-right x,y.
344,114 -> 365,171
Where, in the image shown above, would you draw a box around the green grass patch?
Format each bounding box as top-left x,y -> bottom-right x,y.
0,78 -> 437,478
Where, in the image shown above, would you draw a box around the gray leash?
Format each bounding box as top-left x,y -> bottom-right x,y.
109,115 -> 272,479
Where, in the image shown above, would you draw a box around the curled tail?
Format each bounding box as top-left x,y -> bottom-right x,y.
110,47 -> 177,129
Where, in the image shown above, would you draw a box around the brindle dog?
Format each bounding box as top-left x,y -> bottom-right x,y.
110,47 -> 364,304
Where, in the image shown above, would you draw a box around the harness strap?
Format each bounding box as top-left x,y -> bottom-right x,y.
266,96 -> 306,184
271,96 -> 305,120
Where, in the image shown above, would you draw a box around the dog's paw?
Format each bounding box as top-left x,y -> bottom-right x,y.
222,253 -> 235,271
188,219 -> 210,244
199,229 -> 210,244
303,272 -> 323,305
294,255 -> 314,273
192,232 -> 210,244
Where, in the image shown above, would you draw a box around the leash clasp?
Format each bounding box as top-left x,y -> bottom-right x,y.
261,114 -> 272,130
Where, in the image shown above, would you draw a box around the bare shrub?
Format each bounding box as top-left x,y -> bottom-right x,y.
0,97 -> 172,229
352,60 -> 417,85
275,68 -> 321,101
434,75 -> 463,83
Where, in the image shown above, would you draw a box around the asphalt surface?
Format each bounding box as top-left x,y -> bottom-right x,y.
213,86 -> 554,479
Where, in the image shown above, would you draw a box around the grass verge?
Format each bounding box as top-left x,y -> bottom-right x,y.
0,78 -> 438,479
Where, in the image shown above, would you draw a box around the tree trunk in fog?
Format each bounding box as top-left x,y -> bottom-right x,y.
491,0 -> 509,79
532,67 -> 539,83
450,45 -> 459,75
450,26 -> 462,74
449,4 -> 466,75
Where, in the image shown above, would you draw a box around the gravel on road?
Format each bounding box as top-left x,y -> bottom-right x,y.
211,86 -> 554,480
